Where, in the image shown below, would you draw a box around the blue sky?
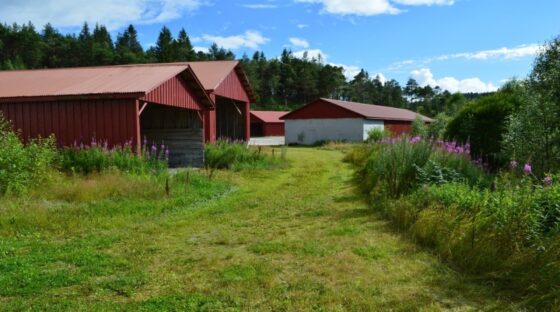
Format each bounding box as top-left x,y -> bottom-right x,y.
2,0 -> 560,92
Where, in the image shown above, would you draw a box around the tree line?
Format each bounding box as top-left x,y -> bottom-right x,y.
0,22 -> 473,116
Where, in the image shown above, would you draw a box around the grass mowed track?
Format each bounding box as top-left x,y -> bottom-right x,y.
1,148 -> 512,311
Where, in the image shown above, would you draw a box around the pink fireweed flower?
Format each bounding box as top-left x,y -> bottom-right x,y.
544,176 -> 553,186
409,136 -> 422,144
523,163 -> 532,175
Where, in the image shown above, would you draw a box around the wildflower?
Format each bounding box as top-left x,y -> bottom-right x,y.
409,136 -> 422,144
143,136 -> 148,146
523,163 -> 532,175
544,176 -> 553,186
510,160 -> 518,170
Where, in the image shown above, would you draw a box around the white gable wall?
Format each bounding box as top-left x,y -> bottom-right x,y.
286,118 -> 385,145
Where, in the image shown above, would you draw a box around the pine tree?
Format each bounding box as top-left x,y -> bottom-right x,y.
91,24 -> 114,65
115,25 -> 144,64
155,26 -> 176,62
175,28 -> 195,61
77,22 -> 93,65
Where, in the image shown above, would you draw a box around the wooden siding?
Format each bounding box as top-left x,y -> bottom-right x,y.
214,70 -> 250,103
142,75 -> 204,110
215,97 -> 246,141
140,104 -> 204,167
282,99 -> 363,120
385,120 -> 413,136
0,99 -> 137,147
263,123 -> 285,136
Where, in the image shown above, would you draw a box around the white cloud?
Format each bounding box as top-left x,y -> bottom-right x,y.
201,30 -> 270,50
330,63 -> 361,80
373,73 -> 387,84
297,24 -> 309,29
437,44 -> 543,61
294,0 -> 455,16
411,68 -> 498,93
193,46 -> 208,53
392,0 -> 453,5
295,0 -> 400,16
289,37 -> 310,48
243,4 -> 278,9
0,0 -> 206,30
386,44 -> 543,73
293,49 -> 328,61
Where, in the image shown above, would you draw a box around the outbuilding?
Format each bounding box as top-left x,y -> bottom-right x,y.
250,111 -> 288,137
281,98 -> 432,145
0,61 -> 255,167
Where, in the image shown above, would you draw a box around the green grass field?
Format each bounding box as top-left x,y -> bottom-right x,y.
0,148 -> 516,311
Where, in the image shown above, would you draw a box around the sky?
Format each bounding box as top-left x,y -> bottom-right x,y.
1,0 -> 560,93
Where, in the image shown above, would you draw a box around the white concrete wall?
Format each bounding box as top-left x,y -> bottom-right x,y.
362,120 -> 385,140
285,118 -> 365,145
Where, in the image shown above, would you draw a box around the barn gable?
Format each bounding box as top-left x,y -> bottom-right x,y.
142,75 -> 204,111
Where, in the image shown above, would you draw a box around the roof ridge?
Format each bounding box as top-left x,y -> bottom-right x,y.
0,61 -> 241,73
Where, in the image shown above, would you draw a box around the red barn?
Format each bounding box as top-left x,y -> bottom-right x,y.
0,61 -> 255,167
281,98 -> 432,145
250,111 -> 288,137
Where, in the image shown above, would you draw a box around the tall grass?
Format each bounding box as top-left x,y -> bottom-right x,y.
351,135 -> 560,309
353,136 -> 487,199
58,139 -> 167,175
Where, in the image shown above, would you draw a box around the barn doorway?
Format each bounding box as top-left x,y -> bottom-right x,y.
215,96 -> 246,141
140,103 -> 204,167
250,122 -> 264,137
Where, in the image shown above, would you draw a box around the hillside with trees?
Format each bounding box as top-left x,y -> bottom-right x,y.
0,22 -> 472,116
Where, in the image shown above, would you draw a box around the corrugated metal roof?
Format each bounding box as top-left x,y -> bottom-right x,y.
251,111 -> 288,123
0,61 -> 255,104
0,64 -> 192,98
283,98 -> 433,122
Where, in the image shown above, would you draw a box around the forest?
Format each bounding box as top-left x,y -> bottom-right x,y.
0,22 -> 473,117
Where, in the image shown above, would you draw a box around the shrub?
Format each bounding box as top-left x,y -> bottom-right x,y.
59,139 -> 167,175
426,113 -> 450,139
366,128 -> 389,142
445,83 -> 524,170
411,115 -> 428,137
0,114 -> 57,195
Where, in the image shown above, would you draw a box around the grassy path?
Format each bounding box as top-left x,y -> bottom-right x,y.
1,148 -> 513,311
128,147 -> 510,310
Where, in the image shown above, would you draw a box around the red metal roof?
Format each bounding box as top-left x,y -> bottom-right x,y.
0,64 -> 193,98
250,111 -> 288,123
282,98 -> 433,122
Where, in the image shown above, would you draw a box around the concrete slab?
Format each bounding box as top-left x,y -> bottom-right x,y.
249,136 -> 285,146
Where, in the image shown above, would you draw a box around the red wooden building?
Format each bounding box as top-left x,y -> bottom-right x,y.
250,111 -> 288,137
0,61 -> 255,167
281,98 -> 432,145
